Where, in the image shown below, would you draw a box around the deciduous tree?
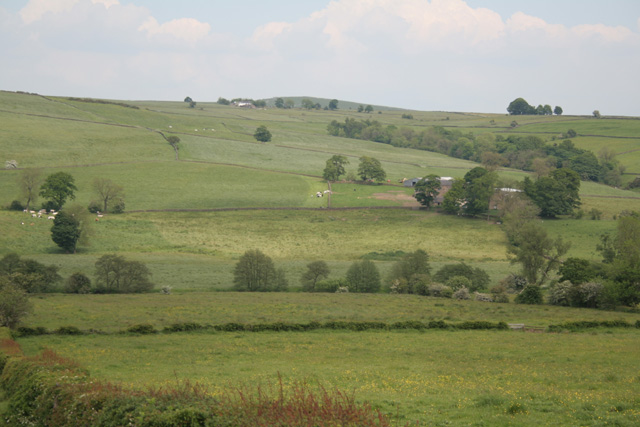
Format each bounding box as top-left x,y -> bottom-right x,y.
51,211 -> 81,254
17,168 -> 42,210
328,99 -> 338,110
322,155 -> 350,181
413,175 -> 441,209
301,261 -> 330,292
346,260 -> 381,293
357,156 -> 386,182
233,249 -> 285,292
93,178 -> 124,213
95,254 -> 154,293
39,171 -> 77,210
0,281 -> 32,329
254,125 -> 272,142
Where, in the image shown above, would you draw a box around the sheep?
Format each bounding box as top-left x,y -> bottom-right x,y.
32,213 -> 37,218
47,216 -> 55,220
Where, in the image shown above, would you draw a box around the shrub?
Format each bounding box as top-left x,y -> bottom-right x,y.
111,198 -> 125,213
571,281 -> 603,308
87,200 -> 101,213
489,285 -> 509,303
434,263 -> 489,292
428,284 -> 453,298
515,285 -> 543,304
548,280 -> 573,306
500,273 -> 528,292
315,278 -> 344,293
65,272 -> 92,294
474,292 -> 493,302
8,200 -> 24,211
453,286 -> 470,300
126,324 -> 157,334
445,275 -> 472,291
55,326 -> 83,335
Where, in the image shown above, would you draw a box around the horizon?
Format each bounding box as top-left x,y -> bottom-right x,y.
1,0 -> 639,116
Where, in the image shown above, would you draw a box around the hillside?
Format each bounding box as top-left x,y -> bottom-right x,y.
2,91 -> 640,426
1,90 -> 640,288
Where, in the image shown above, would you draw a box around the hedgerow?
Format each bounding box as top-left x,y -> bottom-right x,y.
0,343 -> 394,427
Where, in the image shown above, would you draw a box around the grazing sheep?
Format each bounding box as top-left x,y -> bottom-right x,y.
32,213 -> 37,218
47,216 -> 55,220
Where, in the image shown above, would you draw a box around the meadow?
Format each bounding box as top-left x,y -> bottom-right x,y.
2,91 -> 640,425
16,329 -> 640,426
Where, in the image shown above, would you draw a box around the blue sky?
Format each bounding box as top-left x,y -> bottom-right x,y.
1,0 -> 639,115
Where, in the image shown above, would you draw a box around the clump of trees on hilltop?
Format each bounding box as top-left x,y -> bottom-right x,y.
326,118 -> 624,187
507,98 -> 562,116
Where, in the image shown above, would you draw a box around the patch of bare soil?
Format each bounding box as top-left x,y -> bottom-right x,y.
372,191 -> 420,207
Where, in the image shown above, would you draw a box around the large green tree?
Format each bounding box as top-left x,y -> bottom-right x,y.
94,254 -> 154,293
388,249 -> 431,282
300,261 -> 330,292
507,98 -> 534,115
346,259 -> 381,293
51,211 -> 81,253
433,263 -> 490,292
39,171 -> 77,210
524,168 -> 581,217
322,155 -> 350,181
328,99 -> 338,110
357,156 -> 386,182
254,125 -> 272,143
413,175 -> 441,209
463,167 -> 497,215
0,281 -> 32,329
507,220 -> 571,285
233,249 -> 286,292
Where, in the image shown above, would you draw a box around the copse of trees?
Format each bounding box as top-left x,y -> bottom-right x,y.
507,98 -> 560,116
327,118 -> 623,187
94,254 -> 155,293
233,249 -> 287,292
0,253 -> 61,293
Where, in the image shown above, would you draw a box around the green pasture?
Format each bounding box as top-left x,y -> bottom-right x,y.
17,329 -> 640,426
23,292 -> 640,333
517,118 -> 640,138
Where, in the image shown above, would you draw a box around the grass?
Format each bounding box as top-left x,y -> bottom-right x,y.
3,91 -> 640,425
22,292 -> 640,333
16,329 -> 640,426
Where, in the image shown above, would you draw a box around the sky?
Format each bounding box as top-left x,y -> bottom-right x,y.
1,0 -> 639,115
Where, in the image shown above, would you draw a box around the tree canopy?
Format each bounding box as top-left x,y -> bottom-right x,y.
357,156 -> 386,182
233,249 -> 286,292
94,254 -> 154,293
254,125 -> 272,143
524,168 -> 581,217
51,211 -> 81,254
322,155 -> 350,181
300,261 -> 330,292
39,172 -> 77,210
413,175 -> 441,209
346,259 -> 381,293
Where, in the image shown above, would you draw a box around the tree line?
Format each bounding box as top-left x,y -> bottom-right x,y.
507,98 -> 562,116
326,118 -> 624,187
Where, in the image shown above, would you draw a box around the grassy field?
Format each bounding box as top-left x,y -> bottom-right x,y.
22,292 -> 640,333
17,329 -> 640,426
3,91 -> 640,425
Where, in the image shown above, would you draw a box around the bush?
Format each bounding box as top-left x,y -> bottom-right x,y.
434,263 -> 489,292
126,324 -> 157,334
8,200 -> 24,211
548,280 -> 573,306
315,278 -> 345,293
500,273 -> 528,293
111,198 -> 125,213
490,285 -> 510,303
65,272 -> 92,294
453,287 -> 470,300
428,284 -> 453,298
571,281 -> 603,308
514,285 -> 543,304
87,200 -> 101,213
445,275 -> 472,291
55,326 -> 83,335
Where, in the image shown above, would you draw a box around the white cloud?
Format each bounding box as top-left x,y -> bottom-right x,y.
20,0 -> 80,24
138,17 -> 210,43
